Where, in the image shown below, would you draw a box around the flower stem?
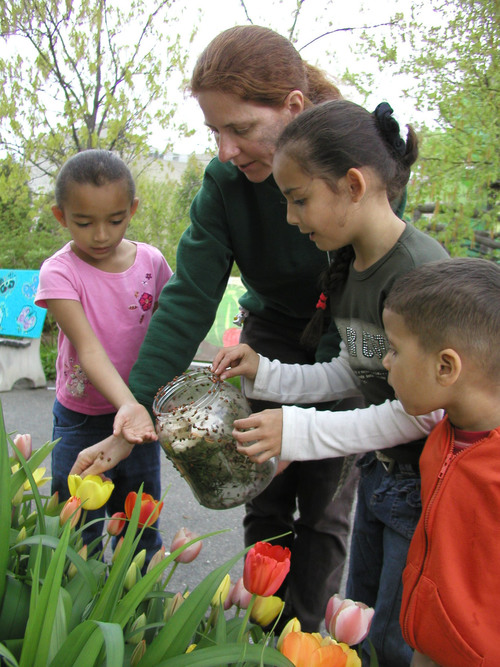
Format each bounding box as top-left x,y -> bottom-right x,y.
237,593 -> 257,643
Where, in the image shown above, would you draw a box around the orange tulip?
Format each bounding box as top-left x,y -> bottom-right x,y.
60,495 -> 82,528
124,491 -> 163,528
243,541 -> 291,597
281,631 -> 348,667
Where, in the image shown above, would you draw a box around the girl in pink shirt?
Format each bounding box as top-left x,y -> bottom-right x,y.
36,149 -> 172,559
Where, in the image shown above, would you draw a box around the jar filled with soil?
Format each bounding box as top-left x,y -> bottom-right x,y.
153,369 -> 277,509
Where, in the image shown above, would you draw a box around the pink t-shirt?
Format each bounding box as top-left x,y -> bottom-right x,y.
36,241 -> 172,415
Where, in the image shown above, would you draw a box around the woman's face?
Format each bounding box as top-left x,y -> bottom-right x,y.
197,90 -> 302,183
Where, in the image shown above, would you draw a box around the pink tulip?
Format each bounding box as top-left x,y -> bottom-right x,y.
169,527 -> 202,564
13,433 -> 32,461
325,593 -> 374,646
230,576 -> 253,609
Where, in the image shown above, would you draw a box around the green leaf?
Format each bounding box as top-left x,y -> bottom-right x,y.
153,643 -> 294,666
19,523 -> 70,667
0,575 -> 31,640
138,546 -> 250,666
0,642 -> 19,667
0,402 -> 11,607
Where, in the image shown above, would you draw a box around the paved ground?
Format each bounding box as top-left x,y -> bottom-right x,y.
1,383 -> 246,593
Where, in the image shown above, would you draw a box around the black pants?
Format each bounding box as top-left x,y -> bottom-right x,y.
240,313 -> 362,631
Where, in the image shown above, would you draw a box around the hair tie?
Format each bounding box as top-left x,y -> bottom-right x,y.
373,102 -> 406,157
316,292 -> 328,310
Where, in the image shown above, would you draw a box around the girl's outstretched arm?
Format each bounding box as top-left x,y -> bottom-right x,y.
46,298 -> 156,444
69,434 -> 134,477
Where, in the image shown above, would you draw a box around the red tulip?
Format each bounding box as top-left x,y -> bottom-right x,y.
169,527 -> 202,563
243,541 -> 291,597
124,491 -> 163,528
107,511 -> 127,536
325,594 -> 374,646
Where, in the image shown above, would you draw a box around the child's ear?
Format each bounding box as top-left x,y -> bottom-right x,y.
51,205 -> 67,228
130,197 -> 139,217
345,168 -> 366,202
436,348 -> 462,387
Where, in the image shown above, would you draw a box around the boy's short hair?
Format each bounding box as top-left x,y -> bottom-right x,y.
385,258 -> 500,378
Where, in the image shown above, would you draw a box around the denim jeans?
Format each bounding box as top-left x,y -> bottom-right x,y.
51,399 -> 162,562
346,452 -> 421,667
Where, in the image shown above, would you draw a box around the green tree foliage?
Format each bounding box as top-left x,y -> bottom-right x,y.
0,0 -> 192,176
348,0 -> 499,259
129,154 -> 207,270
0,156 -> 65,269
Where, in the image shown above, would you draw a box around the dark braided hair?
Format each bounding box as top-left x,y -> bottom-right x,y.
274,99 -> 418,349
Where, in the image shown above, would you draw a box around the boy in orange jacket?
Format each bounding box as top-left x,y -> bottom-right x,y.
382,257 -> 500,667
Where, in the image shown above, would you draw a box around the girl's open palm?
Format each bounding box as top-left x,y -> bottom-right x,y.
232,408 -> 283,462
212,343 -> 260,381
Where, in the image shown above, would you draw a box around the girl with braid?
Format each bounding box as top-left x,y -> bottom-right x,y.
212,99 -> 448,667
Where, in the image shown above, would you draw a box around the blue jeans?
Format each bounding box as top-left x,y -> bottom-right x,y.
346,453 -> 421,667
51,399 -> 162,562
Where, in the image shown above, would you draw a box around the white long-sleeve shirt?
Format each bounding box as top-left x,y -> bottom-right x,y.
243,348 -> 444,461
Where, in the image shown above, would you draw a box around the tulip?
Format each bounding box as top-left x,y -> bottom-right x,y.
243,541 -> 291,597
277,617 -> 301,651
130,640 -> 146,667
13,433 -> 32,461
11,483 -> 24,506
163,592 -> 184,621
250,595 -> 284,627
107,511 -> 126,536
68,474 -> 114,510
112,536 -> 125,562
211,573 -> 231,607
230,576 -> 253,610
45,491 -> 60,513
15,526 -> 28,553
124,491 -> 163,528
280,631 -> 350,667
127,613 -> 146,644
60,496 -> 82,528
124,562 -> 140,591
67,545 -> 88,580
325,594 -> 374,646
132,548 -> 146,572
186,644 -> 196,653
146,545 -> 166,574
169,527 -> 202,563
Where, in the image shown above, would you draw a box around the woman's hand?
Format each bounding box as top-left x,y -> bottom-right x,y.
211,343 -> 260,381
232,408 -> 283,462
113,403 -> 157,444
69,434 -> 134,477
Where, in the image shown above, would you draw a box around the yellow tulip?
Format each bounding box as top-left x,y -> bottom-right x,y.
67,474 -> 114,510
211,573 -> 231,607
186,644 -> 196,654
23,467 -> 51,491
250,595 -> 284,627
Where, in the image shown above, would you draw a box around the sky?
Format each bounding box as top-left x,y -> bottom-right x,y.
165,0 -> 431,154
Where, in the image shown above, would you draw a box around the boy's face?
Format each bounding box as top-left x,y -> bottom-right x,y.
382,308 -> 441,416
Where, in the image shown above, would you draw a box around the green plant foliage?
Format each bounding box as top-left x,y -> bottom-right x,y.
345,0 -> 499,260
129,154 -> 207,270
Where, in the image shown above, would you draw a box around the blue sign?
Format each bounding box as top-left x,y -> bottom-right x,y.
0,269 -> 46,339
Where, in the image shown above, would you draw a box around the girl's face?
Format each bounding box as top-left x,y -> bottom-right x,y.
52,180 -> 138,266
273,153 -> 352,251
197,90 -> 303,183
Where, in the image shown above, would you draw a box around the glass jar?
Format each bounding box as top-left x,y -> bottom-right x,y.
153,369 -> 277,509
